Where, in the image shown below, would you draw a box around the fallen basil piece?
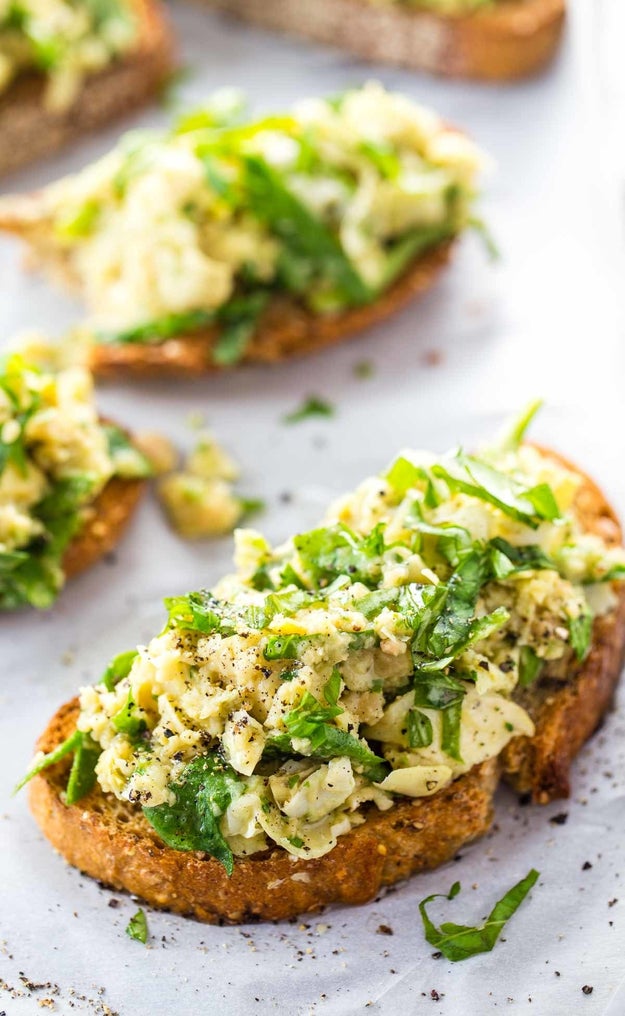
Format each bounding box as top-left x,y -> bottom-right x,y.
283,396 -> 335,425
418,868 -> 539,961
126,908 -> 148,944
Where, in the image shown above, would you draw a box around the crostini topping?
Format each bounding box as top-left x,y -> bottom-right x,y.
0,0 -> 137,110
157,430 -> 263,539
8,83 -> 483,363
25,406 -> 625,866
0,351 -> 150,609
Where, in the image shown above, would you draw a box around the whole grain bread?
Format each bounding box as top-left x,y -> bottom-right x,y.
29,698 -> 498,923
27,446 -> 625,922
194,0 -> 565,81
0,0 -> 174,180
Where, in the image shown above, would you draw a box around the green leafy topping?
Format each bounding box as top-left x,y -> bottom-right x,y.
212,292 -> 269,366
111,690 -> 147,738
385,457 -> 427,498
418,869 -> 539,962
97,308 -> 216,346
126,908 -> 148,944
65,733 -> 100,805
293,523 -> 384,589
283,396 -> 335,425
14,729 -> 82,794
164,591 -> 236,636
242,154 -> 371,307
433,454 -> 561,530
518,646 -> 543,688
279,690 -> 388,782
101,649 -> 139,692
143,754 -> 243,874
498,399 -> 543,452
407,709 -> 434,749
568,609 -> 593,662
263,634 -> 308,661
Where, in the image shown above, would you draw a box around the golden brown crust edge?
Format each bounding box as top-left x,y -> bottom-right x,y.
87,240 -> 454,379
501,446 -> 625,803
29,698 -> 497,924
62,474 -> 146,580
195,0 -> 565,81
0,0 -> 174,179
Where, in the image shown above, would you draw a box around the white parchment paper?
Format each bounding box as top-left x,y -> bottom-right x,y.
1,3 -> 625,1013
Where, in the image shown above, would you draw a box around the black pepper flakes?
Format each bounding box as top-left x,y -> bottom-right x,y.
549,812 -> 568,825
376,924 -> 393,936
582,985 -> 594,995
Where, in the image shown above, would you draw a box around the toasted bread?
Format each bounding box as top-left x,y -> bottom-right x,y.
0,0 -> 174,180
26,446 -> 624,922
89,240 -> 453,378
0,196 -> 453,376
29,698 -> 498,923
501,448 -> 625,802
196,0 -> 565,81
62,473 -> 146,580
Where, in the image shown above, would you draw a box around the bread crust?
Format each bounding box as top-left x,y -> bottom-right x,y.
501,447 -> 625,802
195,0 -> 565,81
88,241 -> 453,378
29,698 -> 498,923
62,474 -> 146,580
0,0 -> 174,179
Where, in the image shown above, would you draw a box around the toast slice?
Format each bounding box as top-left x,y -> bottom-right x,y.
62,473 -> 146,580
501,448 -> 625,802
29,698 -> 498,923
197,0 -> 565,81
0,0 -> 174,179
25,444 -> 624,923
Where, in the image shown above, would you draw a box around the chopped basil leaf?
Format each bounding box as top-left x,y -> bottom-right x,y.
282,396 -> 335,425
14,729 -> 82,794
242,154 -> 371,306
104,424 -> 152,479
97,308 -> 216,346
111,690 -> 147,738
126,908 -> 148,944
263,634 -> 308,661
212,291 -> 269,366
143,754 -> 243,874
498,399 -> 543,452
518,646 -> 543,687
294,523 -> 384,589
418,869 -> 539,962
407,709 -> 433,749
101,649 -> 139,691
385,457 -> 428,498
165,591 -> 236,636
488,537 -> 553,579
65,733 -> 100,806
433,454 -> 560,530
568,609 -> 593,662
283,691 -> 388,782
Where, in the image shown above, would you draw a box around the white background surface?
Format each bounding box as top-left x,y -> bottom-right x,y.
1,2 -> 625,1014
